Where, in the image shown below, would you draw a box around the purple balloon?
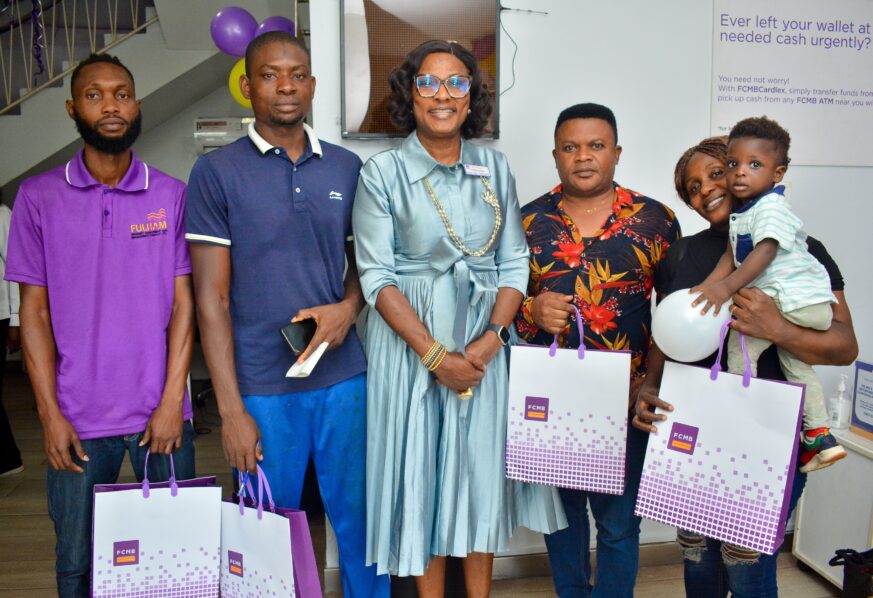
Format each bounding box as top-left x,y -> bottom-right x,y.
210,6 -> 257,57
256,16 -> 296,37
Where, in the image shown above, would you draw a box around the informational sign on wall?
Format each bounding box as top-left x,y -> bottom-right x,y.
711,0 -> 873,166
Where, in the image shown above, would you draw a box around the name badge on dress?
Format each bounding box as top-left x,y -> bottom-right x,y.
463,164 -> 491,177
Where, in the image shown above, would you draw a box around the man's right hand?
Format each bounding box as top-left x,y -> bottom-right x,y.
530,292 -> 576,335
41,413 -> 88,473
632,384 -> 673,433
221,410 -> 263,474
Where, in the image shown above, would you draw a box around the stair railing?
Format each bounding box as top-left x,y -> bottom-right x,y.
0,0 -> 155,115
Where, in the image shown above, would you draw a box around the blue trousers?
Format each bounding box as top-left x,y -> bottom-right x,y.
47,420 -> 196,598
544,424 -> 648,598
243,373 -> 389,598
682,461 -> 808,598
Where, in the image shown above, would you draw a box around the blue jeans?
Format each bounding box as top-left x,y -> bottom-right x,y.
47,420 -> 196,598
682,462 -> 808,598
243,373 -> 389,598
545,423 -> 648,598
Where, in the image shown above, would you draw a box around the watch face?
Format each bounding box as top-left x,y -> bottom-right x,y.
498,326 -> 511,344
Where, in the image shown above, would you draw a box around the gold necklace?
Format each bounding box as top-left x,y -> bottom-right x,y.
423,175 -> 502,257
579,193 -> 615,214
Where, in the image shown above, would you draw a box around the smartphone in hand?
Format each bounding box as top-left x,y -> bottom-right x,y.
280,319 -> 317,356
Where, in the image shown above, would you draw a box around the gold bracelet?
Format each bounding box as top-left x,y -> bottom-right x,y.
428,346 -> 448,371
420,341 -> 445,370
420,340 -> 441,366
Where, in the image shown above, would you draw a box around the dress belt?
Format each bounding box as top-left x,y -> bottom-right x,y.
395,236 -> 497,352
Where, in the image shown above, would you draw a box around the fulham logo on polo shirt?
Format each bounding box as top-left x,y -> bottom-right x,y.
130,208 -> 168,239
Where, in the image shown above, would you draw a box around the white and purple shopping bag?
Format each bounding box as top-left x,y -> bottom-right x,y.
635,322 -> 804,555
91,451 -> 222,597
220,466 -> 322,598
506,307 -> 632,494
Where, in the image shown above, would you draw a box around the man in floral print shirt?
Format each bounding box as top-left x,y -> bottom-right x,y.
515,103 -> 679,598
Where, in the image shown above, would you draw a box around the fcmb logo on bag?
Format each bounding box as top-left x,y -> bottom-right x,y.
112,540 -> 139,566
524,396 -> 549,422
228,550 -> 244,577
668,422 -> 699,455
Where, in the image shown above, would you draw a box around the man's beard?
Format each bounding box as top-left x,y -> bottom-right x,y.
269,112 -> 304,127
74,112 -> 142,155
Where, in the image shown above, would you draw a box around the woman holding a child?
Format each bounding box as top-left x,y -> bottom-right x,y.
633,132 -> 858,597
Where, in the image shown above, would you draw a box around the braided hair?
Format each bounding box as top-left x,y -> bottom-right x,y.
673,136 -> 728,205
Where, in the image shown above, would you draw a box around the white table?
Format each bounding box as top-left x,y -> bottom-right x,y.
793,428 -> 873,588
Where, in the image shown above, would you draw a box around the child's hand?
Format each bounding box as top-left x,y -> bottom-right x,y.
689,282 -> 732,316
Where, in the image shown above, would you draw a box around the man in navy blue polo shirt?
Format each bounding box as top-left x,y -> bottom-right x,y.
185,32 -> 388,596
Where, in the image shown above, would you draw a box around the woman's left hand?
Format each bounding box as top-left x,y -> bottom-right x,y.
465,332 -> 503,371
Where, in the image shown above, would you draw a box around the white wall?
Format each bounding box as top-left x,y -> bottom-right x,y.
134,85 -> 251,182
309,0 -> 873,548
310,0 -> 870,396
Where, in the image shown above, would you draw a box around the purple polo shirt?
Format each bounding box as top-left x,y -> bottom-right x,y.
5,150 -> 193,440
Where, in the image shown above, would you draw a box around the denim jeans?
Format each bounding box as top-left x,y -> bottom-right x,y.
47,420 -> 196,598
243,373 -> 389,598
682,460 -> 808,598
544,423 -> 648,598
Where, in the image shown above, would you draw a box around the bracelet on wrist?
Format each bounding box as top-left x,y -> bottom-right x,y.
420,341 -> 448,371
428,346 -> 448,371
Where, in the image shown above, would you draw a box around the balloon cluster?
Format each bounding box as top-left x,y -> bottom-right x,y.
210,7 -> 296,108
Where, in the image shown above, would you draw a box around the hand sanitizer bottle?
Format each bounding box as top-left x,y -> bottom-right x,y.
828,374 -> 851,430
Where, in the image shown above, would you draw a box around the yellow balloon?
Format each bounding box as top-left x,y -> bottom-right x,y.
228,58 -> 251,109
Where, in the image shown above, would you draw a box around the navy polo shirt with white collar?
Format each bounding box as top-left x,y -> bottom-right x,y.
185,123 -> 366,395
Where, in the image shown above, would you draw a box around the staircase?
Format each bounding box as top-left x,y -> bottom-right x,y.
0,0 -> 295,194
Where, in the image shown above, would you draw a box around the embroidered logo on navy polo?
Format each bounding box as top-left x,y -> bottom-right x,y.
328,191 -> 343,201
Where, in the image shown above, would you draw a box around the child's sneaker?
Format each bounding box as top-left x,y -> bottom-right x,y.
799,428 -> 847,473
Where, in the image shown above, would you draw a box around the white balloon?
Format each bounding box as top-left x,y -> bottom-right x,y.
652,289 -> 733,363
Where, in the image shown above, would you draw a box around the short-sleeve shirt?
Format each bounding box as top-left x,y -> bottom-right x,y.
729,185 -> 835,312
515,183 -> 680,378
655,226 -> 844,378
4,151 -> 193,440
185,123 -> 366,395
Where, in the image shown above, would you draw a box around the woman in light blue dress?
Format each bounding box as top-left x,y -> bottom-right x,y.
352,40 -> 566,596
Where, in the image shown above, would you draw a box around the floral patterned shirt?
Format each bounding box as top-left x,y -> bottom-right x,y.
515,183 -> 680,378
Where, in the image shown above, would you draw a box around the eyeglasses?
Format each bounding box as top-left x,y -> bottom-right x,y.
414,73 -> 472,99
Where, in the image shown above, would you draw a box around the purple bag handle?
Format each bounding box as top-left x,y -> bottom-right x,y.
548,304 -> 585,360
141,449 -> 178,498
710,319 -> 752,387
235,467 -> 276,520
255,464 -> 276,520
236,471 -> 257,515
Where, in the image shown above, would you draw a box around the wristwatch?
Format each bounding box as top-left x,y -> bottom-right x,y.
486,323 -> 511,346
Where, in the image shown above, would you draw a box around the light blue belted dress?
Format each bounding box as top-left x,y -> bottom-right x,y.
352,132 -> 567,577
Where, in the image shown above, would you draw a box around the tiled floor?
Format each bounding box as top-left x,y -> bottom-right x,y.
0,364 -> 840,597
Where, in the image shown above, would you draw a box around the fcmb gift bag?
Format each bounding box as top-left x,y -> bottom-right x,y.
220,466 -> 321,598
91,452 -> 222,597
506,310 -> 631,494
635,325 -> 804,555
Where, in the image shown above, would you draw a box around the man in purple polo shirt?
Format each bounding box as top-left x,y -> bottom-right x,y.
4,54 -> 195,598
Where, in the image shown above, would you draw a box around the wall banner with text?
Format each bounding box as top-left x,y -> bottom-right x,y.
712,0 -> 873,166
